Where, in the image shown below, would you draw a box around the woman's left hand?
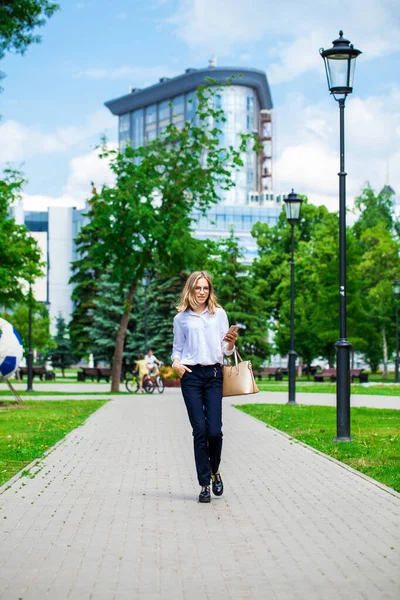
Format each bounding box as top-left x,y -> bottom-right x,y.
224,331 -> 238,346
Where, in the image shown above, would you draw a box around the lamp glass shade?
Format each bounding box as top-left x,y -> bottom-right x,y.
393,280 -> 400,297
284,190 -> 303,223
324,54 -> 357,94
320,31 -> 361,96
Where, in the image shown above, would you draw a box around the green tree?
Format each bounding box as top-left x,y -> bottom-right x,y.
352,185 -> 400,373
125,272 -> 190,367
46,315 -> 75,376
69,196 -> 100,359
355,224 -> 400,373
87,272 -> 127,366
74,80 -> 257,391
0,170 -> 43,307
0,0 -> 59,89
0,301 -> 52,360
252,199 -> 364,371
209,231 -> 269,368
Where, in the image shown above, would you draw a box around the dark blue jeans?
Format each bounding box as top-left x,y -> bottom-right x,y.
181,364 -> 223,486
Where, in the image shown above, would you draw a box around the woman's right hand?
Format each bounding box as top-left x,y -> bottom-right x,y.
172,361 -> 192,379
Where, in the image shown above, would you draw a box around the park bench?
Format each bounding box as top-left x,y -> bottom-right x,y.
314,368 -> 337,382
97,367 -> 112,382
350,368 -> 369,383
253,367 -> 283,381
18,366 -> 55,381
78,367 -> 113,382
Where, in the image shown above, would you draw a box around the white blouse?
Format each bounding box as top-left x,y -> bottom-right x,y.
171,306 -> 235,366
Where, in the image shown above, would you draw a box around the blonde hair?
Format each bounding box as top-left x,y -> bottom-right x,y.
177,271 -> 220,314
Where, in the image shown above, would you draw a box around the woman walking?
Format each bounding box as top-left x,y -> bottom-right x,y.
171,271 -> 238,503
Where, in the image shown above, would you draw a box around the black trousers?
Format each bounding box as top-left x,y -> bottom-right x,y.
180,363 -> 223,486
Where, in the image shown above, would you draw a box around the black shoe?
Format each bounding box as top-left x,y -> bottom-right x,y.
211,473 -> 223,496
199,486 -> 211,503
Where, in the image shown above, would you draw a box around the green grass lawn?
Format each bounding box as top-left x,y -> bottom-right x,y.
0,400 -> 107,487
236,404 -> 400,492
0,390 -> 124,396
257,381 -> 400,396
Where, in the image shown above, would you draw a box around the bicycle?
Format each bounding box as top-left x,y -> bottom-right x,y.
125,373 -> 155,394
148,361 -> 165,394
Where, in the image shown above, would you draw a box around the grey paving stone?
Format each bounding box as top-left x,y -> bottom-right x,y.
0,391 -> 399,600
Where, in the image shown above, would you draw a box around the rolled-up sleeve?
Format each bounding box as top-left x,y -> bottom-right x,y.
171,316 -> 185,363
220,309 -> 235,356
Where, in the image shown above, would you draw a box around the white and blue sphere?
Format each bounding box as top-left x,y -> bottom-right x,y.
0,318 -> 24,378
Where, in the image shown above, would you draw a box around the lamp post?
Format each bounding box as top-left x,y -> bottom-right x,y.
283,190 -> 303,405
393,280 -> 400,383
27,283 -> 34,392
320,31 -> 362,441
143,270 -> 150,351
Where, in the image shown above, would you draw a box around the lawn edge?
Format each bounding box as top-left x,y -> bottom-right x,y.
0,400 -> 109,496
234,405 -> 400,500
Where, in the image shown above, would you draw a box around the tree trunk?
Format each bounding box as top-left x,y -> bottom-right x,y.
111,279 -> 138,392
382,327 -> 388,380
297,356 -> 303,378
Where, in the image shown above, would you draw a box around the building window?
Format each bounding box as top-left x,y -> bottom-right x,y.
158,100 -> 171,133
119,113 -> 131,147
132,109 -> 144,148
145,104 -> 157,142
119,113 -> 130,134
172,95 -> 184,128
186,91 -> 196,121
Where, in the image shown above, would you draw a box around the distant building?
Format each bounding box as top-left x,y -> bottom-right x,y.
12,63 -> 285,328
105,62 -> 284,261
11,203 -> 86,333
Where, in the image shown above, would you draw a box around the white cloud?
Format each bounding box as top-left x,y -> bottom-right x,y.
169,0 -> 400,83
274,86 -> 400,210
0,109 -> 115,163
21,145 -> 117,211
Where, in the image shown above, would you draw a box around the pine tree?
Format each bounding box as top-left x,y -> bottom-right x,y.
69,195 -> 101,359
210,231 -> 269,369
46,315 -> 75,376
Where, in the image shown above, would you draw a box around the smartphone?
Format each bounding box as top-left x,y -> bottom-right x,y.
223,325 -> 240,340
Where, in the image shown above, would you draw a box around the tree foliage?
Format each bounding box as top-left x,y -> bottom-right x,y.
71,80 -> 258,390
0,170 -> 43,307
46,315 -> 75,376
209,231 -> 269,368
0,0 -> 59,89
0,300 -> 52,359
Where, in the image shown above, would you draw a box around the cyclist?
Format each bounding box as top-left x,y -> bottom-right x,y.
145,349 -> 162,376
134,353 -> 149,394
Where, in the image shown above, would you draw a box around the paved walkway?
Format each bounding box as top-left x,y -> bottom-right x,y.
0,391 -> 399,599
1,384 -> 400,409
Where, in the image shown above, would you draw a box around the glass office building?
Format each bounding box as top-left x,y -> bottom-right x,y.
105,64 -> 282,262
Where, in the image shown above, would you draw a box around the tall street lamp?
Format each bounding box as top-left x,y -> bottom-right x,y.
393,280 -> 400,384
27,283 -> 34,392
143,270 -> 150,351
284,190 -> 303,405
320,31 -> 362,441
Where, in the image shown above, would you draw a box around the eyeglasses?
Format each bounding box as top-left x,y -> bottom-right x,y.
194,286 -> 210,293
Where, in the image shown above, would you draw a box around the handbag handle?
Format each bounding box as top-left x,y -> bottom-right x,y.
224,348 -> 242,374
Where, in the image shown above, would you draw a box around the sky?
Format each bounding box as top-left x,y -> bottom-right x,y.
1,0 -> 399,214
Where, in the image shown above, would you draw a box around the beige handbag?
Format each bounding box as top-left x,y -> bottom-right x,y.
222,349 -> 259,397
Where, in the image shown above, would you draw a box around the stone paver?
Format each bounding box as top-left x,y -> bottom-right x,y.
1,385 -> 399,409
0,391 -> 399,599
